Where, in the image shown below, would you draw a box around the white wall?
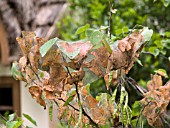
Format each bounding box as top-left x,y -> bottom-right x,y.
20,82 -> 49,128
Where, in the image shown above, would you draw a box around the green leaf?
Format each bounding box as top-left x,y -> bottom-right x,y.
85,28 -> 96,38
6,121 -> 23,128
154,40 -> 164,49
100,26 -> 109,30
168,57 -> 170,61
103,36 -> 112,54
11,62 -> 23,80
39,72 -> 44,78
8,113 -> 16,121
75,24 -> 90,35
148,46 -> 159,57
90,31 -> 103,45
141,27 -> 153,42
67,88 -> 76,97
49,102 -> 53,121
162,0 -> 170,7
111,88 -> 117,103
74,101 -> 82,128
162,39 -> 170,49
154,69 -> 168,78
63,95 -> 75,106
23,113 -> 37,126
135,58 -> 143,66
108,71 -> 113,86
120,86 -> 126,104
164,31 -> 170,37
40,38 -> 57,57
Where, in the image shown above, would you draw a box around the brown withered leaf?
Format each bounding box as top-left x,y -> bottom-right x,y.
25,66 -> 36,83
141,75 -> 170,127
16,31 -> 35,56
29,86 -> 46,109
36,37 -> 46,49
118,37 -> 131,52
43,90 -> 55,100
42,49 -> 60,67
109,48 -> 129,70
19,56 -> 27,72
83,60 -> 104,77
80,86 -> 108,125
28,45 -> 40,72
111,31 -> 143,73
66,69 -> 85,85
147,74 -> 162,91
57,41 -> 92,60
104,70 -> 118,90
91,47 -> 108,68
62,61 -> 81,70
49,63 -> 67,92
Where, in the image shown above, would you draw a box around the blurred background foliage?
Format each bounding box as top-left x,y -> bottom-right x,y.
57,0 -> 170,87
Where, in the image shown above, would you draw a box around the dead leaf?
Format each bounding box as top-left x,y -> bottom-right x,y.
91,47 -> 108,68
29,85 -> 46,109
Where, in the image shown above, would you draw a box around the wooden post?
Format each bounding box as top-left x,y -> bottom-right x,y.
0,19 -> 10,65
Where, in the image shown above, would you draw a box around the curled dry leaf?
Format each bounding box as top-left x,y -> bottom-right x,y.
66,69 -> 85,85
109,31 -> 144,73
147,74 -> 162,91
141,75 -> 170,127
109,48 -> 129,70
29,86 -> 46,109
16,31 -> 35,56
29,45 -> 40,72
25,66 -> 36,83
36,37 -> 46,49
19,56 -> 27,72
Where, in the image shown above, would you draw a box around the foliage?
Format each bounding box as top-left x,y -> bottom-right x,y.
57,0 -> 170,84
10,24 -> 170,127
0,113 -> 36,128
10,0 -> 170,128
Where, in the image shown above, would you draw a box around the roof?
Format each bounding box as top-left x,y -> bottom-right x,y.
0,0 -> 68,65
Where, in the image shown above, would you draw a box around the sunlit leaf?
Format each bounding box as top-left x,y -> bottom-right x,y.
148,46 -> 159,57
40,38 -> 57,57
6,120 -> 23,128
8,113 -> 16,121
90,31 -> 103,45
135,58 -> 143,66
85,28 -> 96,38
154,69 -> 168,78
141,27 -> 153,42
100,26 -> 109,30
75,24 -> 90,35
23,113 -> 37,126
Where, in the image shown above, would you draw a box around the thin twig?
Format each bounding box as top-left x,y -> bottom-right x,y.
108,0 -> 113,39
27,57 -> 42,83
61,54 -> 99,127
54,98 -> 99,127
54,99 -> 79,112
